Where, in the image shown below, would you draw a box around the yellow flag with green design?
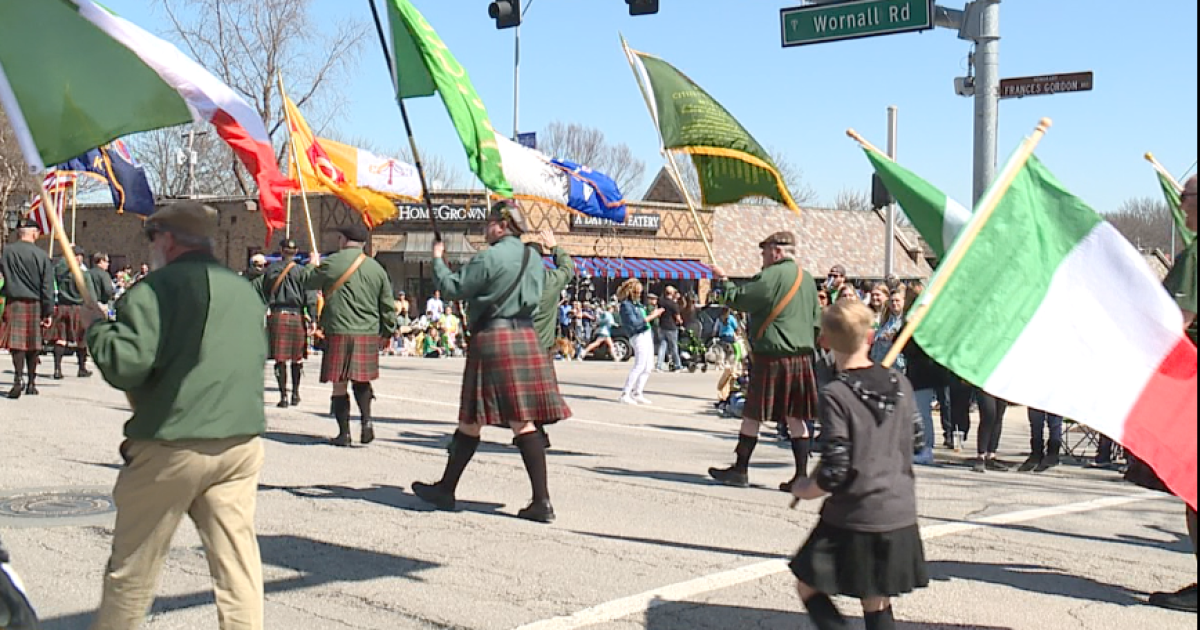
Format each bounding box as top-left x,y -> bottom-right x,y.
386,0 -> 512,197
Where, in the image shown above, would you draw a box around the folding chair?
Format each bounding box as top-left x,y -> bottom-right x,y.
1062,419 -> 1124,465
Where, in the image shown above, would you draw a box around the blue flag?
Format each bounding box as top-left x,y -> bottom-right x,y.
56,140 -> 156,216
551,158 -> 628,224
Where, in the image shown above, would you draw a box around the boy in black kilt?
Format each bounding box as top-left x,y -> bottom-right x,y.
413,200 -> 571,523
0,219 -> 54,399
50,245 -> 93,380
789,300 -> 927,630
263,239 -> 317,408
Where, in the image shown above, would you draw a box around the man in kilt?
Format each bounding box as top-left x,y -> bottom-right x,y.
413,200 -> 572,524
709,231 -> 823,491
50,245 -> 93,380
0,219 -> 54,399
302,223 -> 396,447
263,239 -> 317,408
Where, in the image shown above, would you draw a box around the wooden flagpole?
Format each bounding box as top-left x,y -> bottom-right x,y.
1145,152 -> 1183,193
367,0 -> 441,243
620,36 -> 716,264
277,75 -> 319,255
877,118 -> 1054,369
70,176 -> 78,244
37,177 -> 88,304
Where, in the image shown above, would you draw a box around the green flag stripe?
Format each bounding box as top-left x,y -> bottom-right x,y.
866,149 -> 952,255
387,0 -> 511,197
914,155 -> 1102,384
1158,170 -> 1196,248
0,0 -> 191,167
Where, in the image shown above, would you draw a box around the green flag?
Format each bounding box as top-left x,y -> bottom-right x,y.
864,149 -> 972,258
623,38 -> 799,214
1154,169 -> 1195,249
0,0 -> 193,169
386,0 -> 511,197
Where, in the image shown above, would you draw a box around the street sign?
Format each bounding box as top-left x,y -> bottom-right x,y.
999,72 -> 1094,99
781,0 -> 934,47
517,132 -> 538,150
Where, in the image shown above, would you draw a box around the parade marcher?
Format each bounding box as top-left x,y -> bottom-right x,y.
262,239 -> 317,408
0,536 -> 39,629
412,200 -> 572,523
87,252 -> 116,315
790,300 -> 927,630
302,223 -> 396,447
0,219 -> 54,399
51,245 -> 92,380
1146,174 -> 1199,613
84,201 -> 268,630
708,231 -> 822,491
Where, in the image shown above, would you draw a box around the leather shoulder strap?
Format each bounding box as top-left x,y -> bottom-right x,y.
269,261 -> 298,297
328,253 -> 368,297
754,264 -> 805,342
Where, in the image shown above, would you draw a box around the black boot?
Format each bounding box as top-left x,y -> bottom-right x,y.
290,363 -> 303,406
77,348 -> 92,378
864,607 -> 897,630
803,593 -> 850,630
414,430 -> 480,511
330,395 -> 352,447
1019,440 -> 1044,472
709,434 -> 757,488
353,382 -> 375,445
52,345 -> 66,380
24,357 -> 38,396
274,363 -> 289,408
515,432 -> 555,523
1036,440 -> 1062,473
780,436 -> 811,492
7,352 -> 25,399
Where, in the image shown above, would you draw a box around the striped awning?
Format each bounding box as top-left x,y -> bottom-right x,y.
542,256 -> 712,280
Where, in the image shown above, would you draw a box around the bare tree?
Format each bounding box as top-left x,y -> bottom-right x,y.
1107,197 -> 1174,252
149,0 -> 367,195
0,108 -> 34,216
129,125 -> 246,198
668,144 -> 816,208
832,188 -> 872,213
539,122 -> 647,195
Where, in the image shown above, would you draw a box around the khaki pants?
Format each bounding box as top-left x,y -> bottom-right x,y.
91,437 -> 265,630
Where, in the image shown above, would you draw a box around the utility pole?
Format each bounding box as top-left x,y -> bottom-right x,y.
971,0 -> 1001,204
513,19 -> 521,138
885,106 -> 898,278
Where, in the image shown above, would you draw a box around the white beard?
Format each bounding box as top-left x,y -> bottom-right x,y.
149,248 -> 167,271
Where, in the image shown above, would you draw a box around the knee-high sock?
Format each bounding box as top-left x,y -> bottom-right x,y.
440,431 -> 480,493
515,432 -> 550,502
274,363 -> 288,399
864,608 -> 896,630
352,382 -> 373,424
53,345 -> 67,373
734,434 -> 758,473
802,593 -> 848,630
77,347 -> 89,368
25,350 -> 37,382
290,362 -> 303,394
10,351 -> 24,382
791,437 -> 811,479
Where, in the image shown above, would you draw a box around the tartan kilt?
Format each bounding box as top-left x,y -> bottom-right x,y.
460,326 -> 571,427
320,334 -> 380,383
0,299 -> 45,352
268,311 -> 308,362
744,353 -> 819,425
50,304 -> 86,347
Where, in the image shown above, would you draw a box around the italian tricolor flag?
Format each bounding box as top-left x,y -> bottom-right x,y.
865,149 -> 972,258
914,154 -> 1197,509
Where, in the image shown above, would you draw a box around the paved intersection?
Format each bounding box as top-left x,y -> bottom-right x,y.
0,357 -> 1194,629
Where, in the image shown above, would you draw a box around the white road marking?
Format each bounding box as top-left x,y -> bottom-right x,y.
512,492 -> 1164,630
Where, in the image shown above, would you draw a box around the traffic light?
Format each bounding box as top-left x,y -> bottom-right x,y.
871,174 -> 894,210
489,0 -> 521,29
627,0 -> 659,16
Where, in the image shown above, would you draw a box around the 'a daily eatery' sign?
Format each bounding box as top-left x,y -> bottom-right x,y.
571,213 -> 661,233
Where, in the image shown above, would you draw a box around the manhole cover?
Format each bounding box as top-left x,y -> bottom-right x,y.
0,490 -> 115,519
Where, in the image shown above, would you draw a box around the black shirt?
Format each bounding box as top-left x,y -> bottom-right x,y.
658,297 -> 680,332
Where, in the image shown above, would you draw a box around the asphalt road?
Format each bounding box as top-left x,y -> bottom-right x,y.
0,356 -> 1194,630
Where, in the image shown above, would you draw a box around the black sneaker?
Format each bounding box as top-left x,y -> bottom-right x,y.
276,399 -> 289,409
1018,456 -> 1042,473
329,433 -> 351,448
709,466 -> 750,488
412,482 -> 456,511
986,459 -> 1011,472
1149,584 -> 1198,613
972,458 -> 987,474
1034,454 -> 1060,473
517,500 -> 556,524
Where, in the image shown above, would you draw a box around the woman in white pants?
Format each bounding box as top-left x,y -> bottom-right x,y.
617,279 -> 664,405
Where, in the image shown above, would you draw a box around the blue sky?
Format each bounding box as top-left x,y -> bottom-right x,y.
107,0 -> 1197,211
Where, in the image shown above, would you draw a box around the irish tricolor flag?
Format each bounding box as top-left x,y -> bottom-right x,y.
865,149 -> 972,258
0,0 -> 292,233
914,154 -> 1198,509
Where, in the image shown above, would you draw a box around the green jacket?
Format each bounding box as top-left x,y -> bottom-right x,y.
54,258 -> 85,306
433,236 -> 543,328
0,241 -> 55,317
86,251 -> 267,442
536,247 -> 574,350
87,267 -> 115,304
1165,239 -> 1198,343
301,247 -> 396,337
720,258 -> 821,356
